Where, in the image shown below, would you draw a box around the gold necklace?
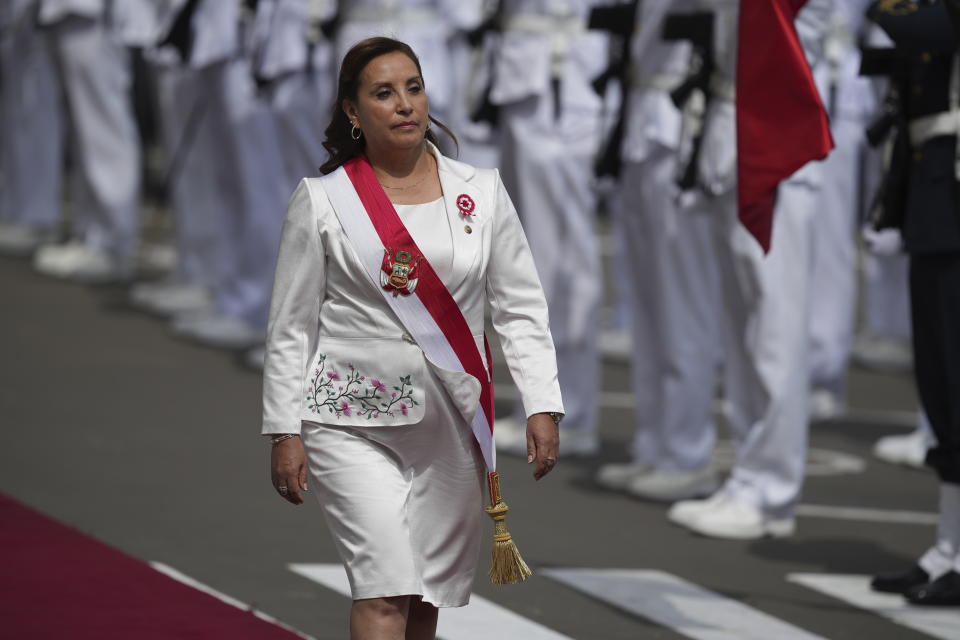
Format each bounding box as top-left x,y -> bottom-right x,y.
378,172 -> 429,190
375,154 -> 435,191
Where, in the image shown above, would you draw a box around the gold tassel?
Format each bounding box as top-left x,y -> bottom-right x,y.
485,471 -> 532,585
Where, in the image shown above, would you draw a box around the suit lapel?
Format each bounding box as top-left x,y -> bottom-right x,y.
434,148 -> 484,294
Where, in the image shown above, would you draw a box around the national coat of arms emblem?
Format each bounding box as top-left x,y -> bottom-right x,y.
381,249 -> 421,296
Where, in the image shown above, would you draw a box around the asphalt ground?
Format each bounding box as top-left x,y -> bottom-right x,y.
0,253 -> 954,639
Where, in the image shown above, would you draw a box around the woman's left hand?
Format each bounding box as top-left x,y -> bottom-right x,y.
271,436 -> 309,505
526,414 -> 559,481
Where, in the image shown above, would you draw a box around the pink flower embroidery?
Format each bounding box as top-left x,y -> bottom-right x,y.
327,371 -> 340,381
339,400 -> 352,417
371,379 -> 387,392
400,403 -> 409,416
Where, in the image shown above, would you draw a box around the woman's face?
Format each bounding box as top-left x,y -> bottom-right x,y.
344,51 -> 430,153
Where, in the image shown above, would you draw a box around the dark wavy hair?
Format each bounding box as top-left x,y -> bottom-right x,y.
319,37 -> 457,175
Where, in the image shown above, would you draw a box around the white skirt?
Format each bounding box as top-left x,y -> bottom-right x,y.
302,368 -> 486,607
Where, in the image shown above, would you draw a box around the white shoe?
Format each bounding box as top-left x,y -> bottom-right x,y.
873,429 -> 928,469
561,428 -> 600,457
669,492 -> 795,540
809,389 -> 847,422
34,241 -> 130,283
627,465 -> 719,502
130,280 -> 212,316
595,462 -> 652,491
852,334 -> 913,374
244,346 -> 265,371
494,416 -> 599,458
171,311 -> 263,349
599,329 -> 632,363
136,242 -> 178,274
0,223 -> 53,256
668,490 -> 729,527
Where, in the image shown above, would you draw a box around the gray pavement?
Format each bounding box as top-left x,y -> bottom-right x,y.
1,254 -> 955,639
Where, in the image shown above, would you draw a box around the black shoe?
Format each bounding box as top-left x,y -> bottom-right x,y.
870,565 -> 930,594
906,570 -> 960,606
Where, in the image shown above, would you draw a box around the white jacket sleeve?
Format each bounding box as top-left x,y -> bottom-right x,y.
261,179 -> 326,435
485,170 -> 564,419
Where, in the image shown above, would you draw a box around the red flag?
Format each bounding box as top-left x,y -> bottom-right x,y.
737,0 -> 833,252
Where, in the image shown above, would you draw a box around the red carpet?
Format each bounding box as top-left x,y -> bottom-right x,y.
0,494 -> 306,639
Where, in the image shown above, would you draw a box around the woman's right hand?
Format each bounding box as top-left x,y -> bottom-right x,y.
270,436 -> 309,505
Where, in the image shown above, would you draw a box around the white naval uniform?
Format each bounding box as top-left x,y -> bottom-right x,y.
492,0 -> 609,439
148,0 -> 237,291
614,0 -> 722,471
262,148 -> 563,605
0,0 -> 63,231
691,0 -> 831,518
251,0 -> 336,188
38,0 -> 148,261
807,0 -> 877,397
166,0 -> 291,329
442,1 -> 498,168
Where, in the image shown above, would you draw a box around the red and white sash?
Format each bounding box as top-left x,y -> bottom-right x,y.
321,155 -> 497,471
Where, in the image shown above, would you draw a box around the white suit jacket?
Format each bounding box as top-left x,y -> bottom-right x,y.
261,148 -> 564,434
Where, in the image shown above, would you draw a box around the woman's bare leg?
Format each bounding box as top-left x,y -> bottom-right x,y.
405,597 -> 438,640
350,596 -> 410,640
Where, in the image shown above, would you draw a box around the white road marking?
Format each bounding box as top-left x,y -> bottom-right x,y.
150,562 -> 315,640
795,504 -> 939,525
789,573 -> 960,640
543,568 -> 828,640
288,563 -> 573,640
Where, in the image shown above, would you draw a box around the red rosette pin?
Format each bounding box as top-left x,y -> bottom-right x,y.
456,194 -> 476,219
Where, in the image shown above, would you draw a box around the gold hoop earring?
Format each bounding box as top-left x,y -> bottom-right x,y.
351,123 -> 361,140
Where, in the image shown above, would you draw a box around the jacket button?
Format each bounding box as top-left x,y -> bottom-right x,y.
401,332 -> 415,344
464,225 -> 473,234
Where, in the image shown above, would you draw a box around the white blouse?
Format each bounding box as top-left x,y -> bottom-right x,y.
393,197 -> 455,284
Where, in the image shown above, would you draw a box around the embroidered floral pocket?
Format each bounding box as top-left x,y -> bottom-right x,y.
300,337 -> 426,426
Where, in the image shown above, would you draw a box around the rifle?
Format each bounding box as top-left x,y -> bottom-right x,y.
859,46 -> 910,230
662,12 -> 714,191
159,0 -> 200,63
468,0 -> 504,127
588,0 -> 641,178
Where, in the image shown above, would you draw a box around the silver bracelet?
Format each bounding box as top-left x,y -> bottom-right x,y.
270,434 -> 299,446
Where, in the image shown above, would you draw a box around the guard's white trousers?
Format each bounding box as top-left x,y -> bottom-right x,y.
863,252 -> 912,341
498,92 -> 602,435
0,14 -> 63,229
708,174 -> 817,518
210,62 -> 332,329
153,62 -> 230,289
263,71 -> 331,192
808,118 -> 862,394
49,16 -> 140,259
210,58 -> 290,328
446,37 -> 499,170
615,148 -> 722,470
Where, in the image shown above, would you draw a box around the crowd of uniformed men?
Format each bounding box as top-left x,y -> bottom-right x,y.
1,0 -> 958,605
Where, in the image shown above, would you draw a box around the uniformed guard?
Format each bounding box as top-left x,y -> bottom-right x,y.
807,0 -> 879,420
0,0 -> 62,256
592,0 -> 724,502
29,0 -> 155,282
865,0 -> 960,607
165,0 -> 293,350
666,0 -> 834,540
483,0 -> 610,458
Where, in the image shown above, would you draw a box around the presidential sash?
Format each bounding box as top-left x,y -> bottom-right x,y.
321,154 -> 497,472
